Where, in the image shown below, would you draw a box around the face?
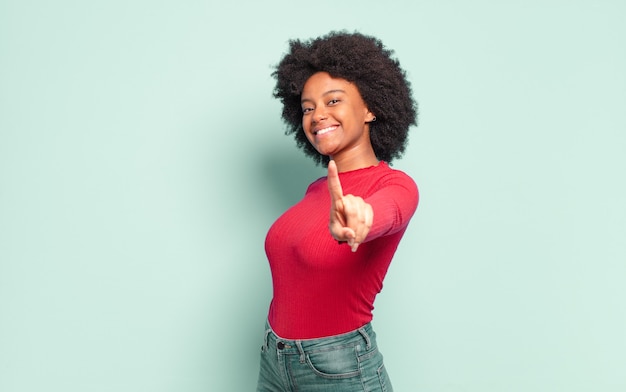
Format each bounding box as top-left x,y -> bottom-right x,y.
300,72 -> 375,161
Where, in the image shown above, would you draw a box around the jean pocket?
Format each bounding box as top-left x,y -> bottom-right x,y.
305,344 -> 361,379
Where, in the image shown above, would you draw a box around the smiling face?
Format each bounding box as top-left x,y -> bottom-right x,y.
300,72 -> 377,168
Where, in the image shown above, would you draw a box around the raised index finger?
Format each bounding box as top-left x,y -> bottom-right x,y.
327,160 -> 344,202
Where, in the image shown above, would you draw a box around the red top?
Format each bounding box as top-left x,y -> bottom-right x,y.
265,162 -> 419,339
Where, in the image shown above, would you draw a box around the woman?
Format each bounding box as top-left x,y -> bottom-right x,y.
258,31 -> 419,392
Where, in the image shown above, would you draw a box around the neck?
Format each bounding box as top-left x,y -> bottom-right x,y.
331,149 -> 379,173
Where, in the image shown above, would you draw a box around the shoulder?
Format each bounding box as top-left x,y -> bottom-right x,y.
376,162 -> 418,190
305,176 -> 327,194
371,163 -> 419,211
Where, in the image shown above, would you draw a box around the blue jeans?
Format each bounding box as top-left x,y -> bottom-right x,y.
256,321 -> 393,392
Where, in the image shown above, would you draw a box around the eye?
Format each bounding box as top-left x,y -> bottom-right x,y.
328,99 -> 340,105
302,107 -> 313,114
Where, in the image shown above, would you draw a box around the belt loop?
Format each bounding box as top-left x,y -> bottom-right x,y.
295,340 -> 306,363
261,328 -> 272,352
358,327 -> 371,350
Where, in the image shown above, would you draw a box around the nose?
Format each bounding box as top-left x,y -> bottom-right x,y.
312,107 -> 328,123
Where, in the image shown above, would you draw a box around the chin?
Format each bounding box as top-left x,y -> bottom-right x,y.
313,144 -> 339,157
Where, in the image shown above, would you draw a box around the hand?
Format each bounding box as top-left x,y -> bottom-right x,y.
327,160 -> 373,252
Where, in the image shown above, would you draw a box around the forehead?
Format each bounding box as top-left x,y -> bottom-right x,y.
301,72 -> 360,97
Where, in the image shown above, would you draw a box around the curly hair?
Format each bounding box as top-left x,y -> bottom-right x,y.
272,31 -> 417,166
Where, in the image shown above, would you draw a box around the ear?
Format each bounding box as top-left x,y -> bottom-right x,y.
365,109 -> 376,123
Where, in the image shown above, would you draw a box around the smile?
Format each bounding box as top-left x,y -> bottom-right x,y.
314,125 -> 338,136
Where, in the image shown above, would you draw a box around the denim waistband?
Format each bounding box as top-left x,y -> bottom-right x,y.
261,321 -> 375,363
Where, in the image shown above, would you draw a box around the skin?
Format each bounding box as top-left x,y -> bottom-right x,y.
300,72 -> 377,251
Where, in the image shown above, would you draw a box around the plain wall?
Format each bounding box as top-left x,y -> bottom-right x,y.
1,0 -> 625,391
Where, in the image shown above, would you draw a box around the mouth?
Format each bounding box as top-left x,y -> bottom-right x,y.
313,125 -> 338,136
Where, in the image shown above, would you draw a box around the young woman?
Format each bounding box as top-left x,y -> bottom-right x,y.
258,31 -> 419,392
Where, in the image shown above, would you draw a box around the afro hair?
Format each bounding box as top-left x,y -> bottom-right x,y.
272,31 -> 417,166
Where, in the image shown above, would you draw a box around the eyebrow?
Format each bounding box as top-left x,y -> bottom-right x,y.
301,89 -> 346,104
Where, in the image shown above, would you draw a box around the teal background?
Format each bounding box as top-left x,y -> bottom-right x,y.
1,1 -> 625,391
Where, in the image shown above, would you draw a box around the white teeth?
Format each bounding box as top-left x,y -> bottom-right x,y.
315,126 -> 336,135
